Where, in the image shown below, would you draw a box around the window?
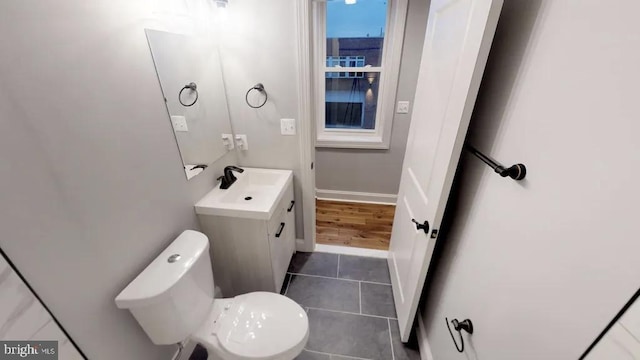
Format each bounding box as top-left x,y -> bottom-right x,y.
326,102 -> 365,128
314,0 -> 408,149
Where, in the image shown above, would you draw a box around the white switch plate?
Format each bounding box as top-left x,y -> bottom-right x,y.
281,118 -> 296,135
171,115 -> 188,132
221,134 -> 234,150
397,101 -> 410,114
235,134 -> 248,150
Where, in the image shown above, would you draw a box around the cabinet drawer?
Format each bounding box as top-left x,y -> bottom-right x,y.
267,189 -> 292,236
268,207 -> 285,236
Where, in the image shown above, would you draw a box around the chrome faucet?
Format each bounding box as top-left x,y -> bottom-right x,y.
218,166 -> 244,189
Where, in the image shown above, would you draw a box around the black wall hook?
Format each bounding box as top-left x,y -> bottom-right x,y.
446,317 -> 474,353
465,144 -> 526,180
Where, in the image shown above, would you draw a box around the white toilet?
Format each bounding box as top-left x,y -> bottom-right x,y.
115,230 -> 309,360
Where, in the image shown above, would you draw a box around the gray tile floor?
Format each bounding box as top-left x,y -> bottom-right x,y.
189,252 -> 419,360
285,252 -> 420,360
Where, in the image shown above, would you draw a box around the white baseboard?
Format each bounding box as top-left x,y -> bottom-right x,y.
296,238 -> 313,252
315,244 -> 388,258
315,189 -> 397,205
417,309 -> 434,360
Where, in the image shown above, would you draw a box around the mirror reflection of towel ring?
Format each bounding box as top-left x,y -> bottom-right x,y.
245,83 -> 268,109
179,82 -> 198,107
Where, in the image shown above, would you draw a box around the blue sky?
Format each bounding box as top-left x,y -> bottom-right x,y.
326,0 -> 387,38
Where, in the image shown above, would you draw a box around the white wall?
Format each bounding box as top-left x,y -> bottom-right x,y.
217,0 -> 305,238
315,0 -> 429,196
0,0 -> 236,359
421,1 -> 640,359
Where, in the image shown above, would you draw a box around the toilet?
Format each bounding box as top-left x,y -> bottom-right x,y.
115,230 -> 309,360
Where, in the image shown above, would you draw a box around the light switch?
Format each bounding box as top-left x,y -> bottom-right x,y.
171,115 -> 188,132
397,101 -> 410,114
281,118 -> 296,135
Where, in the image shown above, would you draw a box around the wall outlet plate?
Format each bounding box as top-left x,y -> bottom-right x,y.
281,118 -> 296,135
235,134 -> 248,150
171,115 -> 188,132
221,134 -> 234,150
397,101 -> 410,114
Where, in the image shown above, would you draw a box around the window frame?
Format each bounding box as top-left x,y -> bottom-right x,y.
313,0 -> 408,149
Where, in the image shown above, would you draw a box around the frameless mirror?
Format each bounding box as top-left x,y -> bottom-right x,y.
145,29 -> 233,180
583,289 -> 640,359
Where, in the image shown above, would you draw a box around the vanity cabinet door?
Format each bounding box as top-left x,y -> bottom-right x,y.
268,183 -> 296,292
283,185 -> 296,255
268,207 -> 290,292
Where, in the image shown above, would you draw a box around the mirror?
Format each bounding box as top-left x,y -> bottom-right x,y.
145,29 -> 233,180
583,289 -> 640,359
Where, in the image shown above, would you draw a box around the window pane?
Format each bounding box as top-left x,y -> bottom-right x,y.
325,72 -> 380,130
326,0 -> 387,68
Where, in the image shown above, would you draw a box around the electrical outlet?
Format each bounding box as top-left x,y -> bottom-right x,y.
221,134 -> 234,150
397,101 -> 410,114
171,115 -> 188,132
235,134 -> 248,150
281,118 -> 296,135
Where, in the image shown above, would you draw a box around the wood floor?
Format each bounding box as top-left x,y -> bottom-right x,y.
316,199 -> 396,251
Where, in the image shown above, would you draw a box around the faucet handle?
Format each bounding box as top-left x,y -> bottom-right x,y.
224,165 -> 244,173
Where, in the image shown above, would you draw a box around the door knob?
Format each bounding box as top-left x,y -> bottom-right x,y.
411,219 -> 430,234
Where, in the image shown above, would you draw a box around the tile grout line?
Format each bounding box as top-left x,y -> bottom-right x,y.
359,281 -> 362,314
286,272 -> 391,286
304,349 -> 373,360
388,318 -> 396,360
306,306 -> 397,320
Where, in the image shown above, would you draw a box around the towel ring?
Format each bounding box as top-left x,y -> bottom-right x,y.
245,83 -> 268,109
179,82 -> 198,107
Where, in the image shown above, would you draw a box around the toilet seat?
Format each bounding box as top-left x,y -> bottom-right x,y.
193,292 -> 309,360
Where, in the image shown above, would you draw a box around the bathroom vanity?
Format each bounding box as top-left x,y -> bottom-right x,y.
195,168 -> 296,297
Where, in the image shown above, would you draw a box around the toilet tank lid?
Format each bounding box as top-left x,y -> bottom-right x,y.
115,230 -> 209,308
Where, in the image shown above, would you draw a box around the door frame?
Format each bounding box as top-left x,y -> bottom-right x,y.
295,0 -> 410,253
294,0 -> 316,252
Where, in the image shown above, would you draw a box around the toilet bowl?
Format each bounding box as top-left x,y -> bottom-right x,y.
114,230 -> 308,360
192,293 -> 308,360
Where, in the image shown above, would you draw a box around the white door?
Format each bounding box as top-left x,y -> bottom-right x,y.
388,0 -> 503,341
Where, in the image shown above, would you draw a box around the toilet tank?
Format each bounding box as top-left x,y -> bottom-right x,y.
115,230 -> 214,345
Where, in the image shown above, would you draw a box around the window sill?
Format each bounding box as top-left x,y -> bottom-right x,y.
316,133 -> 390,149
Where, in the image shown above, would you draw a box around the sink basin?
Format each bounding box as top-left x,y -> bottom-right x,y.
195,167 -> 293,220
